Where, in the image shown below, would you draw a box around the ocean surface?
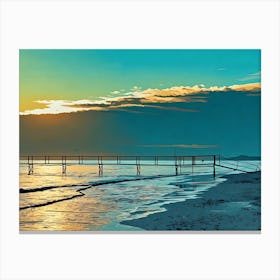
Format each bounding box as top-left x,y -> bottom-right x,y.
19,159 -> 260,231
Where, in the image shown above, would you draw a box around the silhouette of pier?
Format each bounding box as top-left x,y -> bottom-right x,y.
20,155 -> 259,177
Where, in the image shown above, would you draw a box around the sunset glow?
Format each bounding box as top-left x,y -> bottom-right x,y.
20,82 -> 261,115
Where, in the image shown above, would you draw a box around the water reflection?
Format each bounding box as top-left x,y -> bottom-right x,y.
20,195 -> 114,231
20,161 -> 259,231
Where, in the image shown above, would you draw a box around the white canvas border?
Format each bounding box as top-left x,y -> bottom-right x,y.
0,0 -> 279,279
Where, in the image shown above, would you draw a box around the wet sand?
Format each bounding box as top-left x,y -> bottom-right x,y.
121,171 -> 261,231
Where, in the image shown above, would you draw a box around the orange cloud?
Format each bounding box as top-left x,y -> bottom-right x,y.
20,82 -> 261,115
228,83 -> 260,92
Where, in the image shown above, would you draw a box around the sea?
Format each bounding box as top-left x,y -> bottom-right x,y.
19,159 -> 260,231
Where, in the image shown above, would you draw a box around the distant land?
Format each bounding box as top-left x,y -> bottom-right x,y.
225,155 -> 261,161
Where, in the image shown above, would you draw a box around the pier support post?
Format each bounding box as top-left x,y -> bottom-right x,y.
213,155 -> 216,178
154,156 -> 158,166
98,164 -> 103,176
136,164 -> 141,176
28,156 -> 34,175
62,164 -> 66,174
62,156 -> 67,175
78,155 -> 84,164
28,164 -> 33,175
192,156 -> 195,175
175,164 -> 178,175
179,157 -> 182,174
98,156 -> 103,176
136,156 -> 141,175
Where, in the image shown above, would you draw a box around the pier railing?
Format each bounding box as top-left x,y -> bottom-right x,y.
20,155 -> 221,177
20,155 -> 260,177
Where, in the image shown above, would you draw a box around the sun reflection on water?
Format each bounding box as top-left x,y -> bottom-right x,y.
20,195 -> 115,231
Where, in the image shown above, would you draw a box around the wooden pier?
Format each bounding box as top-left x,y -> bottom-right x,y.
20,155 -> 221,177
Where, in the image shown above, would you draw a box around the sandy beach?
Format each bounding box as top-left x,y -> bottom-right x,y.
121,171 -> 261,231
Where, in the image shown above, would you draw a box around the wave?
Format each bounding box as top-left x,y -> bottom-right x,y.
19,174 -> 179,211
20,192 -> 85,210
19,185 -> 76,193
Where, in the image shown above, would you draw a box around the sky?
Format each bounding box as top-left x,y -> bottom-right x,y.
19,49 -> 261,156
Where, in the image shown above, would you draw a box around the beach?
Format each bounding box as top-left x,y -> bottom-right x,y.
121,171 -> 261,231
19,160 -> 261,231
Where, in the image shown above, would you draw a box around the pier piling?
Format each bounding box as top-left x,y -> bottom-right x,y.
98,164 -> 103,176
175,164 -> 178,175
62,156 -> 67,174
28,156 -> 34,175
213,155 -> 216,178
136,156 -> 141,175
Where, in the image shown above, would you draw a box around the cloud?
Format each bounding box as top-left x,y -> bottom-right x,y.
111,90 -> 121,94
217,68 -> 226,71
136,105 -> 198,113
131,86 -> 142,92
238,71 -> 261,81
138,144 -> 218,149
228,82 -> 261,92
20,82 -> 261,115
20,100 -> 104,115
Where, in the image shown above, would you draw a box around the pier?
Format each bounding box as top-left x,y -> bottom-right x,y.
20,155 -> 260,177
20,155 -> 223,177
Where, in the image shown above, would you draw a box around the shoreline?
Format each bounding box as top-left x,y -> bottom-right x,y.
121,171 -> 261,231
